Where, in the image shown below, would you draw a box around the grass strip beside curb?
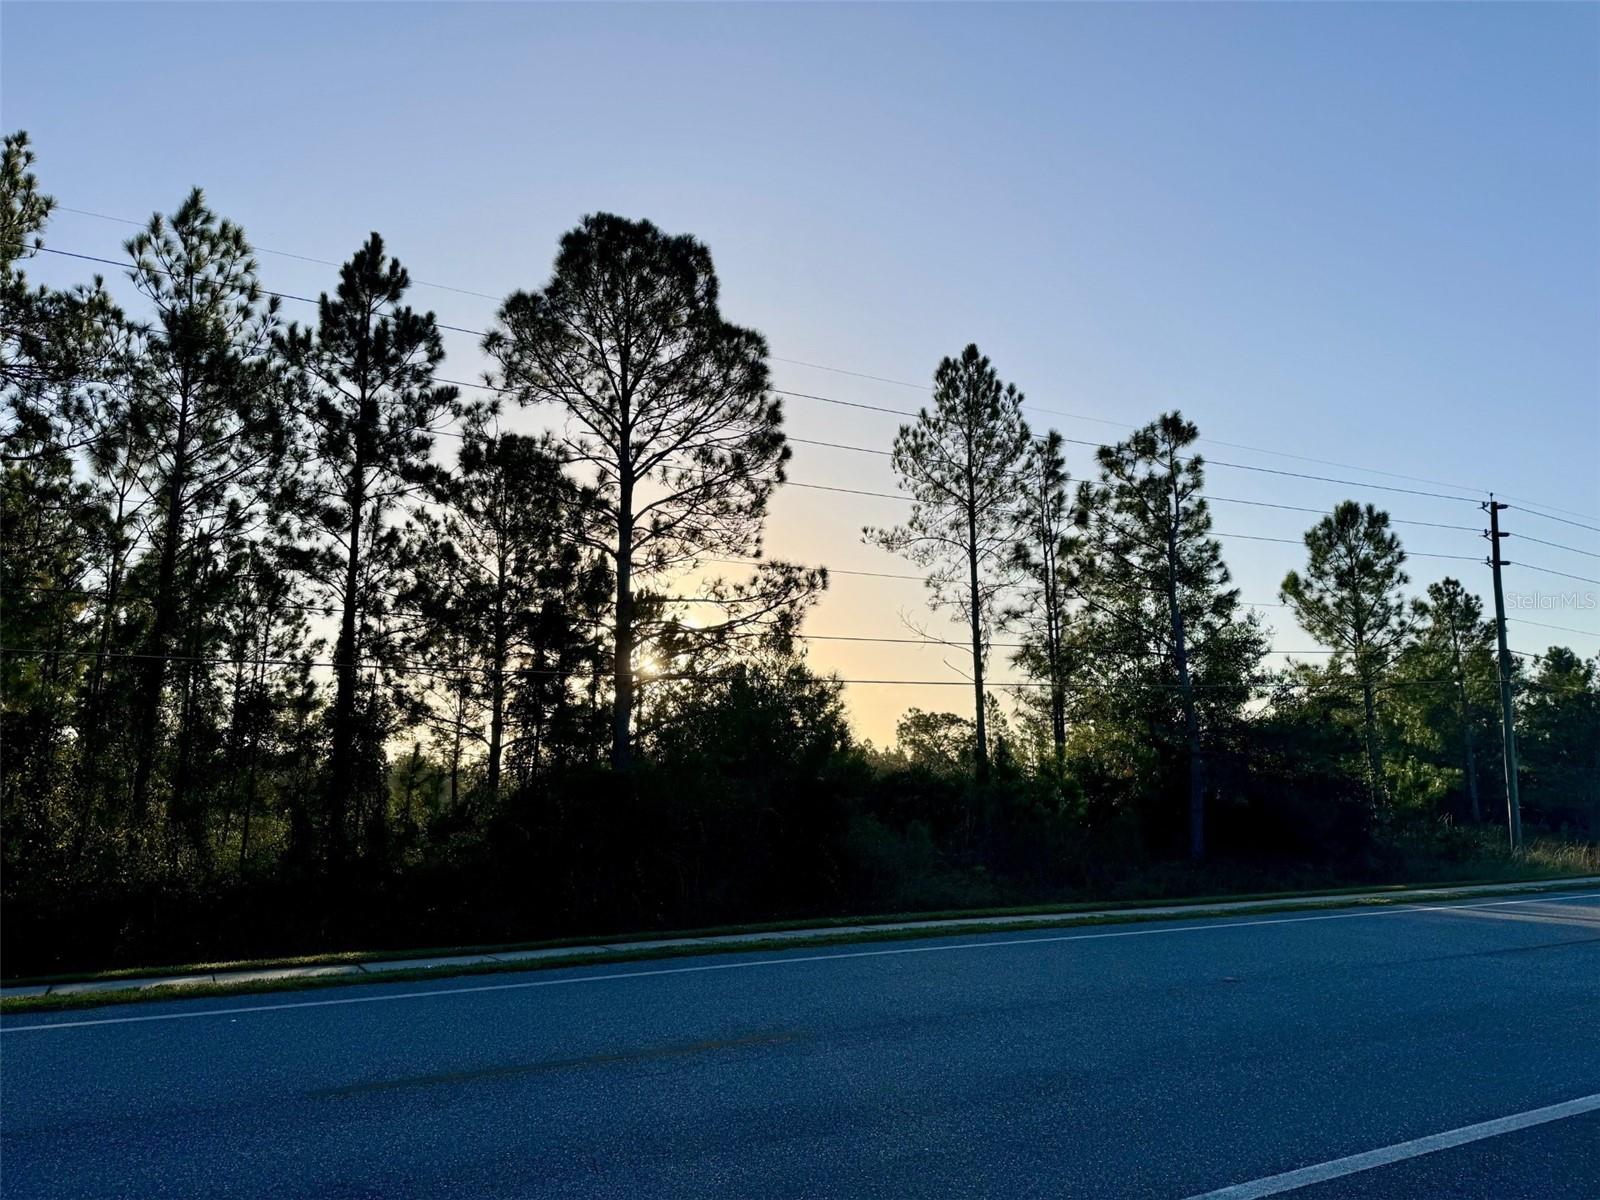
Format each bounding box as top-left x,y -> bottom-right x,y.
7,867 -> 1593,989
6,876 -> 1598,1018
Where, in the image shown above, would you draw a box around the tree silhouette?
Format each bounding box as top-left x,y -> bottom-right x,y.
486,213 -> 789,770
1405,578 -> 1495,822
122,190 -> 283,831
277,233 -> 463,862
1282,501 -> 1409,805
1070,413 -> 1260,860
1006,429 -> 1073,775
400,415 -> 609,799
866,345 -> 1031,782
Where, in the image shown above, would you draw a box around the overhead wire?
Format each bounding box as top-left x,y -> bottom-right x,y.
46,208 -> 1588,511
19,235 -> 1597,692
34,233 -> 1598,520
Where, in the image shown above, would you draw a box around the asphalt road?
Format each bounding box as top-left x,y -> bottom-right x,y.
3,891 -> 1598,1199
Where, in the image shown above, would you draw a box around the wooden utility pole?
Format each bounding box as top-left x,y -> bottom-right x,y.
1484,496 -> 1523,851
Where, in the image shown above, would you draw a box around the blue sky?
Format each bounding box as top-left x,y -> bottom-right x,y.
6,2 -> 1597,741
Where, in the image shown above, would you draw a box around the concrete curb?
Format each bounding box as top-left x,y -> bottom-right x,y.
7,874 -> 1598,1001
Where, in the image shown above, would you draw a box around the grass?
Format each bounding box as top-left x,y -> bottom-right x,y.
5,871 -> 1597,1018
7,860 -> 1591,988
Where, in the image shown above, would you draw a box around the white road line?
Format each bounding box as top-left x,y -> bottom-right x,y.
1179,1092 -> 1600,1199
3,890 -> 1596,1034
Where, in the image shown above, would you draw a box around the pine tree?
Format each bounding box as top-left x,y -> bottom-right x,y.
400,416 -> 609,799
1005,429 -> 1073,776
1282,501 -> 1409,805
1404,578 -> 1495,822
1519,648 -> 1600,838
1070,413 -> 1262,860
486,213 -> 790,770
865,344 -> 1031,783
122,191 -> 283,834
1,132 -> 148,860
2,130 -> 123,448
277,233 -> 463,863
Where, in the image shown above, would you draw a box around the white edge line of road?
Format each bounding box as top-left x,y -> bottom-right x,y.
1177,1091 -> 1600,1199
4,889 -> 1598,1034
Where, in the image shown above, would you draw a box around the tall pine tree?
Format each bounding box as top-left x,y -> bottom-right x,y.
1070,413 -> 1262,860
865,344 -> 1031,783
1282,501 -> 1409,806
122,191 -> 283,834
277,233 -> 463,862
486,213 -> 792,770
1005,429 -> 1073,776
400,415 -> 610,800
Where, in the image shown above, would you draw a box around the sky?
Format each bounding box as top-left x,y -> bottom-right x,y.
5,2 -> 1598,745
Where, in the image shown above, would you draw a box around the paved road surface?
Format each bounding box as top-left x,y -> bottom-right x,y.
3,891 -> 1598,1198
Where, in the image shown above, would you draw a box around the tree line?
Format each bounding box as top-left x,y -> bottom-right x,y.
3,131 -> 1596,972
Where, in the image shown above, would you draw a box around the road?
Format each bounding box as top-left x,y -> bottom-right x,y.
3,891 -> 1598,1198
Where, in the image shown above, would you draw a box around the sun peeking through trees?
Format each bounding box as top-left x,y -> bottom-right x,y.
2,128 -> 1595,974
485,213 -> 822,771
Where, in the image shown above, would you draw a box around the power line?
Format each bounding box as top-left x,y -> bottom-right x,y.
6,584 -> 1027,649
778,392 -> 1491,506
41,214 -> 1550,507
785,480 -> 907,502
35,241 -> 1570,519
782,434 -> 1481,534
1182,453 -> 1481,505
1,645 -> 1536,694
32,206 -> 1587,515
768,357 -> 925,391
51,205 -> 505,301
771,387 -> 1484,505
0,356 -> 1531,550
699,557 -> 923,582
1508,617 -> 1600,639
1506,506 -> 1600,536
1213,530 -> 1478,562
33,247 -> 485,338
789,436 -> 890,457
773,388 -> 912,417
1506,562 -> 1600,588
1512,533 -> 1600,561
768,359 -> 1535,503
36,221 -> 1600,522
1202,495 -> 1477,532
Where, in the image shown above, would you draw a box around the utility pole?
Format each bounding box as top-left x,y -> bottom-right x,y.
1484,495 -> 1523,852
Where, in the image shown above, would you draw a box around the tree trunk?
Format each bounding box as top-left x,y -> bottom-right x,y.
328,446 -> 366,865
1050,678 -> 1067,774
1360,677 -> 1385,805
1038,474 -> 1067,774
74,545 -> 126,858
611,486 -> 635,771
449,681 -> 465,810
530,643 -> 549,775
1461,718 -> 1481,824
1166,490 -> 1204,862
170,553 -> 211,861
238,747 -> 257,874
214,639 -> 246,866
587,654 -> 602,765
967,499 -> 988,782
238,631 -> 267,874
1170,584 -> 1204,862
1451,637 -> 1481,823
486,556 -> 508,797
1046,575 -> 1066,775
130,378 -> 192,821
